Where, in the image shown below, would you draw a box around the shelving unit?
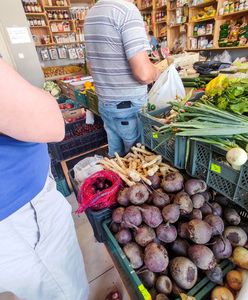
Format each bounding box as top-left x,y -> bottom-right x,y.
137,0 -> 248,51
21,0 -> 94,79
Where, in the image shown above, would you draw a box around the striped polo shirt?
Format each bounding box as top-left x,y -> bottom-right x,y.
84,0 -> 150,104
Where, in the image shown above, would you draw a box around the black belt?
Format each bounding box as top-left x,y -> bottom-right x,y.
116,101 -> 132,109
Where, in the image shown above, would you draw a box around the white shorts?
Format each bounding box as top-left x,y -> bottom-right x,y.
0,174 -> 89,300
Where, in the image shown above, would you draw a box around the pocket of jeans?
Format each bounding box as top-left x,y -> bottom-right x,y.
115,115 -> 139,141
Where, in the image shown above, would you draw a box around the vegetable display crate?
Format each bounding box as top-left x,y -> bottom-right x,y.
139,107 -> 187,169
86,90 -> 99,116
74,90 -> 88,109
103,219 -> 235,300
56,177 -> 71,197
49,118 -> 107,161
51,158 -> 64,180
186,139 -> 248,212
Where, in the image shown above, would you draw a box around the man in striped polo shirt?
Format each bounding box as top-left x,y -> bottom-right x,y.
84,0 -> 160,157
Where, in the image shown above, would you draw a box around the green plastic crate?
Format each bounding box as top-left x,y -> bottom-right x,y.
103,219 -> 235,300
186,139 -> 248,212
56,178 -> 71,197
74,90 -> 88,108
139,107 -> 187,169
86,90 -> 99,116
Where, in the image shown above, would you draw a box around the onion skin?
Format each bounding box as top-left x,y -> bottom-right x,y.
211,237 -> 232,260
184,179 -> 207,196
161,172 -> 184,193
169,257 -> 198,290
144,243 -> 169,273
224,226 -> 248,246
187,219 -> 212,244
188,244 -> 216,270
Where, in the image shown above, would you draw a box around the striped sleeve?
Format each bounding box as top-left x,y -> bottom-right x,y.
121,7 -> 150,60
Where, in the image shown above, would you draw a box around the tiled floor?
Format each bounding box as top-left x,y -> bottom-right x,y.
0,194 -> 130,300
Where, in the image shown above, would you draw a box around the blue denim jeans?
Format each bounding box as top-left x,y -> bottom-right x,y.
98,101 -> 144,157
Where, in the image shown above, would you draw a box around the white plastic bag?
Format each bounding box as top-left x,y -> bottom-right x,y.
73,155 -> 103,185
148,64 -> 185,110
86,109 -> 95,125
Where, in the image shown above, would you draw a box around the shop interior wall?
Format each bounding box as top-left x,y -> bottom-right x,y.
0,1 -> 44,87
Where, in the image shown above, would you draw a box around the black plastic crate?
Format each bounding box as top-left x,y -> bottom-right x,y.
49,116 -> 107,161
187,139 -> 248,211
50,159 -> 64,180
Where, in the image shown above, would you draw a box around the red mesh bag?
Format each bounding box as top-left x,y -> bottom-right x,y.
76,170 -> 122,213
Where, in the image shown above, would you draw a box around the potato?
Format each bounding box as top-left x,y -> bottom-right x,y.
232,246 -> 248,269
211,286 -> 234,300
169,257 -> 198,290
226,270 -> 242,291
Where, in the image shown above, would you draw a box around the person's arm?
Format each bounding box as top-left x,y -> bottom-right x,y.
121,7 -> 161,84
129,51 -> 160,84
0,59 -> 65,143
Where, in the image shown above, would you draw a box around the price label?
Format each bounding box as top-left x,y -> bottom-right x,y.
138,284 -> 152,300
152,132 -> 159,139
211,163 -> 222,174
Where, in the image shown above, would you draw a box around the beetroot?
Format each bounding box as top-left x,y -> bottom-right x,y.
140,205 -> 163,228
144,243 -> 169,273
123,206 -> 142,228
170,257 -> 198,290
174,191 -> 193,215
139,270 -> 156,289
117,188 -> 130,206
134,225 -> 156,247
211,202 -> 223,217
112,207 -> 125,224
156,294 -> 169,300
188,245 -> 216,270
178,222 -> 189,239
191,193 -> 205,209
200,202 -> 213,216
185,179 -> 207,196
224,208 -> 241,225
206,265 -> 224,285
215,195 -> 229,206
161,172 -> 184,193
211,237 -> 232,259
171,238 -> 190,257
123,242 -> 143,269
187,219 -> 212,244
204,214 -> 224,236
156,223 -> 177,243
110,222 -> 120,233
115,228 -> 132,245
162,204 -> 180,224
152,189 -> 170,209
127,183 -> 149,205
190,209 -> 203,220
155,276 -> 172,295
147,174 -> 161,189
224,226 -> 247,246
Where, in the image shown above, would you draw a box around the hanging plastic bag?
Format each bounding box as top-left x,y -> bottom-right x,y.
73,155 -> 104,186
76,170 -> 122,213
148,64 -> 185,110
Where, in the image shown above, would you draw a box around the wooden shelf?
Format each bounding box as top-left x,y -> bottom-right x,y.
48,19 -> 72,22
35,43 -> 55,47
169,23 -> 186,27
187,47 -> 216,51
51,30 -> 75,34
30,25 -> 49,28
190,0 -> 217,9
190,33 -> 213,37
26,12 -> 46,16
155,20 -> 166,24
44,6 -> 70,9
188,46 -> 248,51
44,71 -> 83,81
156,4 -> 166,10
190,16 -> 215,23
218,9 -> 248,18
140,5 -> 153,10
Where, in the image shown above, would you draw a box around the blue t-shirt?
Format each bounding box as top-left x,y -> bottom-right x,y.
0,135 -> 50,221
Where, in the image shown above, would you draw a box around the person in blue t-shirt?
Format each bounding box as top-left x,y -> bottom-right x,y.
0,58 -> 89,300
144,21 -> 158,50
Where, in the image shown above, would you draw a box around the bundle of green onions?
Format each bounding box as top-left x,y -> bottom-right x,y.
156,102 -> 248,170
